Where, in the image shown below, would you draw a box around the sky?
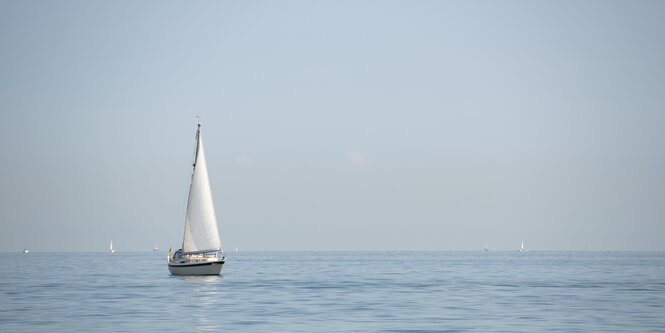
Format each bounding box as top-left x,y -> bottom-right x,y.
1,0 -> 664,252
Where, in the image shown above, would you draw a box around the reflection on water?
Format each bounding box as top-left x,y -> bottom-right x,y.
181,275 -> 223,284
181,275 -> 223,332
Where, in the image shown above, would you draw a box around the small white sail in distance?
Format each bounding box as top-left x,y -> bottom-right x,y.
519,241 -> 527,252
110,240 -> 116,253
181,124 -> 222,253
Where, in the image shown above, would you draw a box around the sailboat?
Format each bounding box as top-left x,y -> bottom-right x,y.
484,243 -> 488,252
110,240 -> 116,253
167,123 -> 225,275
153,245 -> 159,252
22,248 -> 29,254
519,241 -> 527,252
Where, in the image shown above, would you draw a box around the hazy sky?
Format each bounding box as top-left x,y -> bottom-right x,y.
1,0 -> 664,251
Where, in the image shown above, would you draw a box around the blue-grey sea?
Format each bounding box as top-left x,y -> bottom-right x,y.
1,251 -> 664,332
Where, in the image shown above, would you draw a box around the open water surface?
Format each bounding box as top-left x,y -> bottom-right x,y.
1,251 -> 664,332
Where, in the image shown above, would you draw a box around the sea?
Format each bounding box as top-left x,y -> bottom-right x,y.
1,251 -> 664,332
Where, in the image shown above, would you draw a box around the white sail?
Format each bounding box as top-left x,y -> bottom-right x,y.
182,125 -> 222,253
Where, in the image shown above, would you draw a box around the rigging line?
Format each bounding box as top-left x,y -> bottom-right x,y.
193,124 -> 200,168
174,123 -> 199,251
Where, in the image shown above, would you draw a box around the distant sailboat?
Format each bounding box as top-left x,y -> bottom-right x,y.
22,248 -> 29,254
167,123 -> 225,275
153,245 -> 159,252
235,247 -> 238,253
519,241 -> 527,252
484,243 -> 488,252
110,240 -> 116,253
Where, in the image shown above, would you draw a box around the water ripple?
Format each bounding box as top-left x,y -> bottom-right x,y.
1,251 -> 664,332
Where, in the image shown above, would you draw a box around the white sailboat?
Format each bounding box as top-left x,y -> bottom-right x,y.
22,248 -> 29,254
168,123 -> 225,275
519,241 -> 527,252
484,243 -> 488,252
153,245 -> 159,252
110,240 -> 116,253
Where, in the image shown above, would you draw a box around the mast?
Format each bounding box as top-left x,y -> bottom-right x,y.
182,123 -> 200,250
193,123 -> 201,169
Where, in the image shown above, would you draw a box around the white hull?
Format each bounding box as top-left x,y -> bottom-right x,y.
168,260 -> 224,275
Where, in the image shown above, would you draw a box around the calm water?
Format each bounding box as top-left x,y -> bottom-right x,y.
1,251 -> 664,332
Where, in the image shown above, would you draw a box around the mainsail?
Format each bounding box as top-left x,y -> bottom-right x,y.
182,124 -> 222,253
